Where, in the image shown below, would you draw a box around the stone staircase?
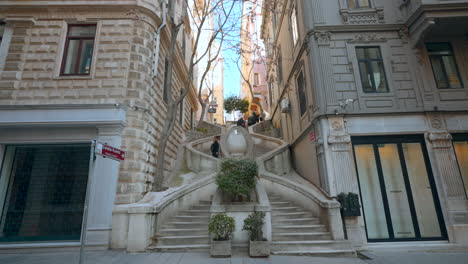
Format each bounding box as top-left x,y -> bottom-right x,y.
151,200 -> 212,252
269,194 -> 354,256
254,144 -> 274,157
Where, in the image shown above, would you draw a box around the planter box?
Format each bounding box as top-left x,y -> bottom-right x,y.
249,240 -> 270,257
211,239 -> 231,257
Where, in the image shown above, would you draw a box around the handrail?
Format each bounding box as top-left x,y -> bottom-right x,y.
185,134 -> 220,174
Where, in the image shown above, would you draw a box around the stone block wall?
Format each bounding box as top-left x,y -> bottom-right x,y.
0,7 -> 197,204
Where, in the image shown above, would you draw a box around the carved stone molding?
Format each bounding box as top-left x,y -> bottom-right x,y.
340,8 -> 384,25
4,16 -> 37,27
348,33 -> 386,43
328,135 -> 352,152
313,31 -> 331,46
426,132 -> 453,149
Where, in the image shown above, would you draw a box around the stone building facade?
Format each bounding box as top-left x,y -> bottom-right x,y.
261,0 -> 468,247
0,1 -> 198,249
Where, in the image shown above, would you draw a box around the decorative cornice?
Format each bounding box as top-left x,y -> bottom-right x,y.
347,33 -> 386,43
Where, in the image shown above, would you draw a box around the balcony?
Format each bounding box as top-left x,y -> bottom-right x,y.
402,0 -> 468,43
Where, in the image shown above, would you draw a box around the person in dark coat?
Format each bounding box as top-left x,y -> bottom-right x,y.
237,116 -> 246,128
210,136 -> 220,158
248,112 -> 259,127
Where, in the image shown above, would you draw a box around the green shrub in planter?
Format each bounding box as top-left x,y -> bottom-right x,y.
337,192 -> 361,217
209,214 -> 236,241
216,159 -> 257,198
243,212 -> 266,241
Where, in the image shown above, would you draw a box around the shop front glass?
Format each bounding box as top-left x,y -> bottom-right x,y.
353,136 -> 447,242
0,144 -> 90,242
453,134 -> 468,197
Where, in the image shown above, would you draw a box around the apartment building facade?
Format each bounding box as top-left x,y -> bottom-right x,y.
261,0 -> 468,247
0,1 -> 198,249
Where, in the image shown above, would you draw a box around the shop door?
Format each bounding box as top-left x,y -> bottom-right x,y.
353,136 -> 447,242
0,144 -> 90,242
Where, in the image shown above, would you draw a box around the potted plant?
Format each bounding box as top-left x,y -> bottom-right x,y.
243,212 -> 269,257
208,214 -> 236,257
216,158 -> 257,202
337,192 -> 361,217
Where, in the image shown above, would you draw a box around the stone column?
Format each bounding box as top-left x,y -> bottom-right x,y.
85,124 -> 123,248
322,116 -> 367,246
425,114 -> 468,244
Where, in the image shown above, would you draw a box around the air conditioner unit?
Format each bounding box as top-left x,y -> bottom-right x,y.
280,98 -> 290,113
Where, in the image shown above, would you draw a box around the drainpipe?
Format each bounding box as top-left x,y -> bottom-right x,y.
153,0 -> 167,78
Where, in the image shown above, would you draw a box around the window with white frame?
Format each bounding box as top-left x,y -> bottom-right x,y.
290,5 -> 299,46
348,0 -> 371,9
254,73 -> 260,86
61,25 -> 96,76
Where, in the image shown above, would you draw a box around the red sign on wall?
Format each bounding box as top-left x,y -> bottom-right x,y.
309,131 -> 317,143
96,143 -> 125,161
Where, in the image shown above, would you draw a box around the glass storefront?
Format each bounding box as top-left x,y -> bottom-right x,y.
453,134 -> 468,197
0,144 -> 90,242
353,136 -> 447,242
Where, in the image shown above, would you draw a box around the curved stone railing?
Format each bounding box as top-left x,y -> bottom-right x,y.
249,121 -> 345,241
251,131 -> 291,176
185,135 -> 219,174
112,174 -> 217,252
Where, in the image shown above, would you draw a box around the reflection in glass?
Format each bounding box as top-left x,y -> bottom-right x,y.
403,143 -> 441,238
355,145 -> 389,239
378,144 -> 415,239
454,141 -> 468,196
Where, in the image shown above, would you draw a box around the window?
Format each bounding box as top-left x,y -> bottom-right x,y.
290,6 -> 299,46
163,59 -> 169,102
179,91 -> 184,125
190,108 -> 194,129
0,22 -> 5,44
0,144 -> 90,242
356,47 -> 389,93
254,73 -> 260,86
61,25 -> 96,75
453,134 -> 468,197
296,70 -> 307,116
349,0 -> 371,9
426,43 -> 463,89
277,48 -> 283,84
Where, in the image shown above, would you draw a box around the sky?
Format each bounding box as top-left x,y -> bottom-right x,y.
222,0 -> 242,99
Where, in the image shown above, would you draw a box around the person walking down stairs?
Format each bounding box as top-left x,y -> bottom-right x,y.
210,136 -> 220,158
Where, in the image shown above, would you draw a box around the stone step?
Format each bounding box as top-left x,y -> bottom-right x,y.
270,240 -> 351,252
159,228 -> 208,236
272,218 -> 320,225
198,200 -> 212,206
271,207 -> 301,212
157,235 -> 209,246
150,244 -> 210,252
271,212 -> 314,219
191,205 -> 211,210
181,210 -> 211,216
271,249 -> 356,257
172,215 -> 210,222
270,201 -> 292,206
272,232 -> 332,241
164,222 -> 208,229
273,225 -> 327,233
